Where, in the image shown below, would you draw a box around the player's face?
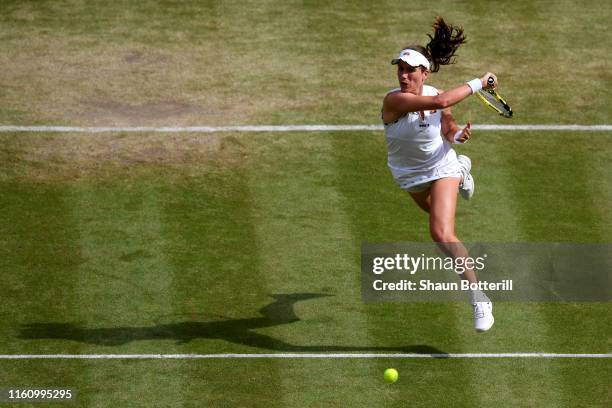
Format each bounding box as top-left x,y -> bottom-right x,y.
397,61 -> 428,94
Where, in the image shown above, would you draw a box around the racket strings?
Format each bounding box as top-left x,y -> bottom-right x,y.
477,89 -> 513,118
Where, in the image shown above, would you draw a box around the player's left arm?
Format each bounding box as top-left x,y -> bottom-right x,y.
439,89 -> 471,144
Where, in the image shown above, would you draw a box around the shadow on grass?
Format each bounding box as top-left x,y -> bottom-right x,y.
19,293 -> 446,354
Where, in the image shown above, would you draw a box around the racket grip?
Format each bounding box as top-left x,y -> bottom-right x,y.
487,77 -> 495,87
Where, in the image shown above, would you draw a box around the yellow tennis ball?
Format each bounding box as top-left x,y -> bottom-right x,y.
384,368 -> 398,383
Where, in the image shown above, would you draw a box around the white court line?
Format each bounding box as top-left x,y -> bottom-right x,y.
0,124 -> 611,133
0,353 -> 610,359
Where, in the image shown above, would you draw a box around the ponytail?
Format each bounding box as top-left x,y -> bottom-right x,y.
403,17 -> 467,73
425,16 -> 466,73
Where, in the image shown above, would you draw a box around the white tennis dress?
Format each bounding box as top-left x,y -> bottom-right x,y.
384,85 -> 462,192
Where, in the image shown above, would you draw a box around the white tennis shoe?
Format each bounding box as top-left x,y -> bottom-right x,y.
457,155 -> 474,200
472,301 -> 494,332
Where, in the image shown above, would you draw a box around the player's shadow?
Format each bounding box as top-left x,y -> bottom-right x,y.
18,293 -> 446,355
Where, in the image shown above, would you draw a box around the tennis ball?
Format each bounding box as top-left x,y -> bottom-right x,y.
383,368 -> 398,383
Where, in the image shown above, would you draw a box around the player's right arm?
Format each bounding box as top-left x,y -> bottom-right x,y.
382,73 -> 496,122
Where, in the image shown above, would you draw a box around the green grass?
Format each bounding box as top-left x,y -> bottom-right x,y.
1,131 -> 610,407
0,0 -> 610,407
1,359 -> 609,407
1,0 -> 611,125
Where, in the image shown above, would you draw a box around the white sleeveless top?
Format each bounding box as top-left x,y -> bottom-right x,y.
384,85 -> 455,184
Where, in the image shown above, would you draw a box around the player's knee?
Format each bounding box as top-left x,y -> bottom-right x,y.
430,224 -> 456,243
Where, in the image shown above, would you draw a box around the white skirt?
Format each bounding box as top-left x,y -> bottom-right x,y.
397,156 -> 463,193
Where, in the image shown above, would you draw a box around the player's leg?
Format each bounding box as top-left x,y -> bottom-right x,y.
428,176 -> 494,332
409,177 -> 476,282
428,177 -> 470,269
408,188 -> 432,213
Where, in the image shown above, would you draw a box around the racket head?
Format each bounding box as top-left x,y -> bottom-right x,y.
476,89 -> 513,118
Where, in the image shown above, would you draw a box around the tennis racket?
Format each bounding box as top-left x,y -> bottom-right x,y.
475,77 -> 513,118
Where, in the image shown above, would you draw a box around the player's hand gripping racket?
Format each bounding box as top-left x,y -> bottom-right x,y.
475,77 -> 513,118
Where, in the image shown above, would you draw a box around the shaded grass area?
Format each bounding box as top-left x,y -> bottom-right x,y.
0,132 -> 281,405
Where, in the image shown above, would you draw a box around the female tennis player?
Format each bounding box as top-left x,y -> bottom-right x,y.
382,17 -> 495,332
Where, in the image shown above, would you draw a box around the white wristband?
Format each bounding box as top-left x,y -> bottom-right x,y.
466,78 -> 482,94
453,130 -> 465,144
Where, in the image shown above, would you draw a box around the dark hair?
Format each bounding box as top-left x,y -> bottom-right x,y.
404,16 -> 466,73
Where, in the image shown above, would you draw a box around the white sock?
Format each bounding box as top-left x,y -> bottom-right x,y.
469,289 -> 490,303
